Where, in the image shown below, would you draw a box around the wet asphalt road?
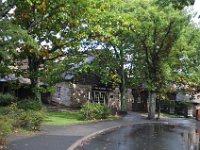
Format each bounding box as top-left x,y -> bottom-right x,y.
77,124 -> 198,150
7,112 -> 200,150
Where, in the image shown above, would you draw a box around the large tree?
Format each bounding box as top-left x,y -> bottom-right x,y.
168,24 -> 200,86
2,0 -> 90,99
79,0 -> 196,114
79,0 -> 136,111
129,0 -> 193,119
0,1 -> 37,78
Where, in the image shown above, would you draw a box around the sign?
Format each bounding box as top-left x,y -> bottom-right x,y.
92,86 -> 112,91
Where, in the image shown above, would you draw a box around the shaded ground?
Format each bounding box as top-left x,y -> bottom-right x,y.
7,112 -> 200,150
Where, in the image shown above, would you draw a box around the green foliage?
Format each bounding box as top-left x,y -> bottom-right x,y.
155,0 -> 194,9
0,115 -> 12,137
0,20 -> 38,77
168,25 -> 200,86
1,0 -> 91,100
16,99 -> 42,111
130,0 -> 189,87
8,103 -> 44,131
0,115 -> 13,148
0,93 -> 16,106
16,110 -> 45,131
175,101 -> 192,109
8,103 -> 24,128
1,0 -> 199,119
0,107 -> 10,115
80,102 -> 111,120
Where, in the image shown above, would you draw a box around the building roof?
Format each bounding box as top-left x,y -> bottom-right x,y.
0,74 -> 31,84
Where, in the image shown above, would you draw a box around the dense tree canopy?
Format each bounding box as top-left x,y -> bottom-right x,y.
0,1 -> 38,77
128,0 -> 193,118
168,25 -> 200,86
0,0 -> 199,118
78,0 -> 199,117
1,0 -> 91,98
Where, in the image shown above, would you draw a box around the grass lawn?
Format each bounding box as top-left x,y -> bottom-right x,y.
43,111 -> 86,126
160,113 -> 179,118
43,111 -> 119,126
1,106 -> 119,126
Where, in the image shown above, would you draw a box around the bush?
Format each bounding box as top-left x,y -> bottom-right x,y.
8,103 -> 24,128
0,115 -> 12,148
17,110 -> 45,131
17,98 -> 42,111
0,107 -> 10,115
80,102 -> 111,120
0,93 -> 16,106
9,103 -> 45,131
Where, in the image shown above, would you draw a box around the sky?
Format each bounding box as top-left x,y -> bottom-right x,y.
190,0 -> 200,23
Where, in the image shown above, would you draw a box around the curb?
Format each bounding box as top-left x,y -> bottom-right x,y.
67,125 -> 121,150
67,122 -> 139,150
66,121 -> 180,150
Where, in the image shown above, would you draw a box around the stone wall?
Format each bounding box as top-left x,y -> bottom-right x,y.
107,88 -> 133,111
51,83 -> 92,108
127,88 -> 134,111
70,84 -> 92,108
107,88 -> 120,108
51,82 -> 73,106
51,82 -> 134,110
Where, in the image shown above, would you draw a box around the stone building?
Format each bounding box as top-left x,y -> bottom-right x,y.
49,74 -> 133,111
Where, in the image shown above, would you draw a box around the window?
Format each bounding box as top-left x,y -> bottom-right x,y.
84,92 -> 90,100
57,87 -> 61,98
93,91 -> 106,104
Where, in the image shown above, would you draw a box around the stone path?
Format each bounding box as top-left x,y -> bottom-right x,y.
7,112 -> 200,150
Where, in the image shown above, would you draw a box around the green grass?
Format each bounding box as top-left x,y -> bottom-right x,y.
1,106 -> 119,126
43,111 -> 119,126
43,111 -> 90,126
160,113 -> 179,118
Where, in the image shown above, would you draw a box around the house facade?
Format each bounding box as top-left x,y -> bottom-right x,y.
131,84 -> 200,117
50,81 -> 133,111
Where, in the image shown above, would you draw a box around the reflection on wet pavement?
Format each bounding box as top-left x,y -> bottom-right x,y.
77,124 -> 200,150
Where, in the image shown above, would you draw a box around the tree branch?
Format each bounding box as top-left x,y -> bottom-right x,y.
158,21 -> 174,55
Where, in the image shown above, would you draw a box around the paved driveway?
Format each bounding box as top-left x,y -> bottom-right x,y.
7,112 -> 200,150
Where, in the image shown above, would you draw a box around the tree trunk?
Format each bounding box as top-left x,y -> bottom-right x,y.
147,91 -> 156,119
28,56 -> 41,102
120,84 -> 127,112
157,99 -> 161,120
119,65 -> 127,112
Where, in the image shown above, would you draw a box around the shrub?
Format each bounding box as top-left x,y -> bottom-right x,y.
17,110 -> 45,131
8,103 -> 25,128
0,107 -> 10,115
80,102 -> 111,120
9,103 -> 45,131
0,93 -> 16,106
17,98 -> 42,111
0,115 -> 12,148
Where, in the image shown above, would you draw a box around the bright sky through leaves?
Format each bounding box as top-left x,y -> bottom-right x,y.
191,0 -> 200,23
